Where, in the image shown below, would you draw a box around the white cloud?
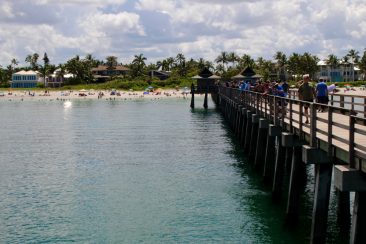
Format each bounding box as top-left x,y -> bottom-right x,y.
0,0 -> 366,66
79,11 -> 146,37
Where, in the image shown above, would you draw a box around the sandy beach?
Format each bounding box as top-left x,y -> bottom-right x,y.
0,89 -> 199,101
1,87 -> 365,102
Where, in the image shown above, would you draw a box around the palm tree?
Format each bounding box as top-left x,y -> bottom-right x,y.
132,53 -> 147,77
326,54 -> 339,82
41,52 -> 50,86
215,64 -> 225,75
215,51 -> 229,72
347,49 -> 360,63
301,52 -> 319,79
347,49 -> 360,81
175,53 -> 186,76
25,53 -> 39,70
287,53 -> 302,81
6,59 -> 19,83
105,56 -> 118,70
228,52 -> 239,68
240,54 -> 255,68
166,57 -> 175,71
274,51 -> 287,81
358,49 -> 366,80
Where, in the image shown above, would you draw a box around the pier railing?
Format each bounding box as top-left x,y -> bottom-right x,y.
288,89 -> 366,117
219,86 -> 366,169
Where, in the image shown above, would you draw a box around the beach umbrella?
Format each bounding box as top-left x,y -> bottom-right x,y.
79,89 -> 87,92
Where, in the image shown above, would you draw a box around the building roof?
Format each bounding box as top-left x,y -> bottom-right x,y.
198,67 -> 213,78
317,60 -> 327,66
91,65 -> 130,71
13,70 -> 40,75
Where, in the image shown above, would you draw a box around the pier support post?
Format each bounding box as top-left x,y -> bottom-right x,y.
190,83 -> 195,109
336,189 -> 350,230
263,125 -> 280,184
203,89 -> 208,109
310,164 -> 333,244
272,128 -> 285,201
244,110 -> 253,152
249,114 -> 259,160
240,108 -> 247,146
282,133 -> 306,224
235,105 -> 243,136
303,146 -> 334,244
350,192 -> 366,244
334,165 -> 366,244
255,119 -> 269,170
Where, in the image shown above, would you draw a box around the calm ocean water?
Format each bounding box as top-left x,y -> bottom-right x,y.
0,97 -> 349,243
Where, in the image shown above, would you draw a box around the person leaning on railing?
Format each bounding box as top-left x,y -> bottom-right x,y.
298,74 -> 315,124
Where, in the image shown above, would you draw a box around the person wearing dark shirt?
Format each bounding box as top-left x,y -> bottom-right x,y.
298,74 -> 315,123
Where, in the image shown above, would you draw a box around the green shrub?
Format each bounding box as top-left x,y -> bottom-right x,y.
36,83 -> 45,88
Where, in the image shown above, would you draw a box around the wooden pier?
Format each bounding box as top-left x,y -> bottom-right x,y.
215,86 -> 366,244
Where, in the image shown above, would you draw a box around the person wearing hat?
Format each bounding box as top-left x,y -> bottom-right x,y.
298,74 -> 315,123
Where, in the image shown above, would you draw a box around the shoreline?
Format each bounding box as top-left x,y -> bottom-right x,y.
0,89 -> 197,101
1,87 -> 365,102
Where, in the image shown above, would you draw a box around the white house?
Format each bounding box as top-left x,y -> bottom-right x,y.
48,68 -> 74,87
316,60 -> 360,82
11,70 -> 44,88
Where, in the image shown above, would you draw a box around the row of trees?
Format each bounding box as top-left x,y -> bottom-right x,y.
1,49 -> 366,87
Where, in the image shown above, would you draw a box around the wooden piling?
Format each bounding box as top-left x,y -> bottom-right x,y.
310,164 -> 333,244
240,108 -> 248,147
244,110 -> 253,152
203,89 -> 208,109
255,119 -> 269,170
249,114 -> 259,160
190,83 -> 195,109
263,134 -> 276,184
286,145 -> 304,224
350,192 -> 366,244
272,136 -> 286,202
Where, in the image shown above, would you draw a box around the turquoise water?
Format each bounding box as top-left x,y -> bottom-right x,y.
0,98 -> 348,243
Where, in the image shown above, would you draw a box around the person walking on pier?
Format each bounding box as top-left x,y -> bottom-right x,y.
316,80 -> 329,112
298,74 -> 315,123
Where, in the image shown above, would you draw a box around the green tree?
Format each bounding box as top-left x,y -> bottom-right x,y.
274,51 -> 287,81
105,56 -> 118,70
25,53 -> 39,70
347,49 -> 360,63
64,55 -> 93,84
359,49 -> 366,80
215,51 -> 229,72
287,53 -> 302,80
239,54 -> 255,69
301,52 -> 319,79
228,52 -> 239,68
175,53 -> 186,76
40,52 -> 50,86
131,53 -> 147,77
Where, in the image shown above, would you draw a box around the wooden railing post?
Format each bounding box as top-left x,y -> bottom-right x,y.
349,114 -> 355,168
310,103 -> 317,147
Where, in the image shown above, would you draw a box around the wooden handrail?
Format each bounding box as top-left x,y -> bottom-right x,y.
218,86 -> 366,166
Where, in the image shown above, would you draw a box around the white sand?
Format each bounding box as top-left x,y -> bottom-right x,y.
0,89 -> 198,101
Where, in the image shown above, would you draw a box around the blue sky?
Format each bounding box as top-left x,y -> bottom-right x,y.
0,0 -> 365,66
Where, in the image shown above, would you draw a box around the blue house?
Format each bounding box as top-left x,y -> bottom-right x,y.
11,70 -> 43,88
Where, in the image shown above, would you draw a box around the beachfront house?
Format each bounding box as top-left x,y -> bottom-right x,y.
148,70 -> 171,80
47,68 -> 74,87
316,60 -> 360,82
91,65 -> 130,82
11,70 -> 44,88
